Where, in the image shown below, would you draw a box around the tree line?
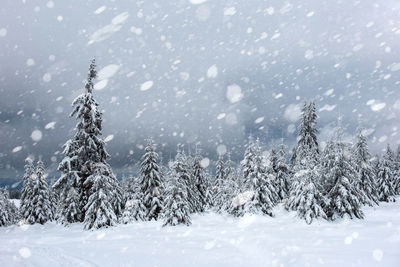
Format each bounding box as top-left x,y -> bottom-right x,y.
1,60 -> 399,228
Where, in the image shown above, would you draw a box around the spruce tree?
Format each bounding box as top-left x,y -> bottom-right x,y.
173,148 -> 197,213
54,59 -> 123,227
351,130 -> 379,206
30,160 -> 53,224
163,171 -> 191,226
324,147 -> 365,219
140,138 -> 164,220
19,158 -> 35,222
242,137 -> 257,189
213,154 -> 226,210
121,195 -> 147,223
83,163 -> 119,229
243,139 -> 278,216
293,101 -> 319,168
286,168 -> 327,224
275,144 -> 290,201
192,149 -> 208,212
395,145 -> 400,194
0,189 -> 18,226
376,147 -> 396,202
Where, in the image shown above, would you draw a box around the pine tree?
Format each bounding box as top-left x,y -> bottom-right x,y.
213,155 -> 226,210
242,137 -> 258,190
243,139 -> 277,216
286,168 -> 327,224
140,138 -> 164,220
54,59 -> 123,227
0,189 -> 18,226
192,150 -> 208,212
19,158 -> 35,222
395,145 -> 400,194
30,161 -> 54,224
83,163 -> 119,229
351,130 -> 379,206
324,149 -> 365,219
293,101 -> 319,168
173,149 -> 197,213
121,195 -> 147,223
376,147 -> 396,202
57,185 -> 80,224
275,144 -> 290,201
163,171 -> 191,226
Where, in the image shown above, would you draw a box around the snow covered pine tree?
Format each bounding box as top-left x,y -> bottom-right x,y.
351,130 -> 379,206
54,59 -> 123,229
163,171 -> 191,226
19,158 -> 35,223
30,160 -> 54,224
140,138 -> 164,221
286,101 -> 327,223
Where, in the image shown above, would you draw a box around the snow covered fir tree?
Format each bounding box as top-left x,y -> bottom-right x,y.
139,138 -> 164,221
53,59 -> 123,229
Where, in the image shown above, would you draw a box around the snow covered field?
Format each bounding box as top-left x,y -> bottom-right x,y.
1,200 -> 399,267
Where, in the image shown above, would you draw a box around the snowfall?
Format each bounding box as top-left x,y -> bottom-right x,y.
1,200 -> 399,267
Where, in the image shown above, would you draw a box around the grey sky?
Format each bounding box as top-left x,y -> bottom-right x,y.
1,0 -> 400,182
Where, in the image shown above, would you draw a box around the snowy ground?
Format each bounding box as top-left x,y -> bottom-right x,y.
1,200 -> 400,267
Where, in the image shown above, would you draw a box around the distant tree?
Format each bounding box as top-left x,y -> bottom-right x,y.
19,158 -> 35,222
163,171 -> 191,226
324,146 -> 365,219
192,149 -> 208,212
275,144 -> 290,201
242,139 -> 278,216
83,163 -> 120,229
121,195 -> 147,223
140,138 -> 164,220
351,130 -> 379,206
285,168 -> 327,224
213,154 -> 226,211
293,101 -> 319,169
0,189 -> 18,226
376,146 -> 397,202
30,160 -> 54,224
173,149 -> 197,213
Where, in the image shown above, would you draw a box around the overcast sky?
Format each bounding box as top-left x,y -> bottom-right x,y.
1,0 -> 400,181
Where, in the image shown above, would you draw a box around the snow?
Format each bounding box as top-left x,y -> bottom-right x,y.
1,200 -> 400,266
370,102 -> 386,112
42,73 -> 52,82
232,191 -> 254,207
104,134 -> 114,142
140,81 -> 154,91
283,104 -> 301,122
216,113 -> 225,120
189,0 -> 208,5
46,1 -> 54,9
216,144 -> 227,156
94,6 -> 106,15
254,117 -> 264,124
305,49 -> 314,60
26,58 -> 35,66
12,146 -> 22,153
97,64 -> 120,80
226,84 -> 243,103
206,65 -> 218,78
88,12 -> 129,45
224,7 -> 237,16
31,130 -> 43,142
44,122 -> 56,130
0,28 -> 7,37
94,79 -> 108,91
199,158 -> 210,168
